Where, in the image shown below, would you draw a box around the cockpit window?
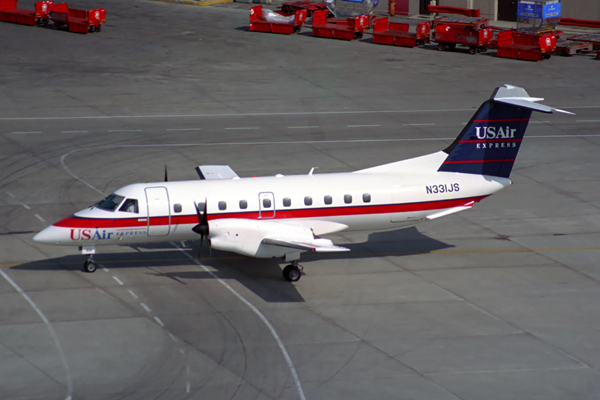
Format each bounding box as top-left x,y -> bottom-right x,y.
96,194 -> 125,212
119,198 -> 139,213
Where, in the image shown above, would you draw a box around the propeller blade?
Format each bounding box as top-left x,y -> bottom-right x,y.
164,165 -> 168,182
192,199 -> 210,258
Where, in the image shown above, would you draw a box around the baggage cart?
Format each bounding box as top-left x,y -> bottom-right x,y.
50,3 -> 105,33
0,0 -> 52,26
554,39 -> 593,56
281,0 -> 327,17
311,9 -> 365,40
567,33 -> 600,59
372,18 -> 430,47
433,17 -> 493,54
496,30 -> 556,61
249,5 -> 307,34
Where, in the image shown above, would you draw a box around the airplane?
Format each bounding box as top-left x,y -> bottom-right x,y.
33,85 -> 572,282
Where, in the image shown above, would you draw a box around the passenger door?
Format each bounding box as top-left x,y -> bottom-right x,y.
258,192 -> 275,219
145,187 -> 171,236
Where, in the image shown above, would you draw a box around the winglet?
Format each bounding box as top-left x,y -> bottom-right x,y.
492,84 -> 575,115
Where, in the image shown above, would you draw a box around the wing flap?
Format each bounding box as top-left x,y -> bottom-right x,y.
262,237 -> 350,253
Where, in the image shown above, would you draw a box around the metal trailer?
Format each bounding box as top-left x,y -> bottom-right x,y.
567,33 -> 600,59
0,0 -> 52,26
311,9 -> 365,40
433,17 -> 493,54
281,0 -> 327,17
249,5 -> 307,34
372,18 -> 430,47
554,39 -> 594,56
50,3 -> 105,33
496,30 -> 557,61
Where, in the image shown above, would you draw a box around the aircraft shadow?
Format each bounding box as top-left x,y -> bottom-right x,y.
12,227 -> 450,303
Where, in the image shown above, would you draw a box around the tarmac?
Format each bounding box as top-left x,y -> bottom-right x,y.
1,0 -> 600,399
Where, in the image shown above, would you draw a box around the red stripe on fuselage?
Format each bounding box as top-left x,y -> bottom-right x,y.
53,196 -> 487,229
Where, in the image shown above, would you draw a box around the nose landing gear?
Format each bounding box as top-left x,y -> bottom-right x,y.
80,246 -> 97,273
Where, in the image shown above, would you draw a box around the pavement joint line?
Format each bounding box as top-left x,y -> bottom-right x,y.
0,269 -> 73,399
112,276 -> 124,285
2,246 -> 600,269
34,214 -> 45,222
154,316 -> 165,327
171,241 -> 307,400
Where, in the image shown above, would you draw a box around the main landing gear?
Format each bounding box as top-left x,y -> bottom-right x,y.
282,261 -> 303,282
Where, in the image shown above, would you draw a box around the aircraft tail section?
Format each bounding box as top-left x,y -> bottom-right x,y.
438,85 -> 572,178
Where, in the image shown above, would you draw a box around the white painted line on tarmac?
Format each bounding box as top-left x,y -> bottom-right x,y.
288,126 -> 320,129
403,123 -> 436,126
6,192 -> 15,198
22,204 -> 31,210
154,316 -> 165,327
34,214 -> 45,222
99,264 -> 109,272
530,121 -> 551,123
107,129 -> 142,132
179,348 -> 185,355
169,333 -> 177,342
62,130 -> 88,133
12,131 -> 41,134
224,127 -> 259,130
0,269 -> 73,400
141,303 -> 151,313
576,120 -> 600,123
347,124 -> 381,128
112,276 -> 124,285
167,128 -> 202,131
171,241 -> 307,400
127,289 -> 138,299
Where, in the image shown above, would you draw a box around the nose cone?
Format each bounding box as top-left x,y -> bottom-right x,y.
33,225 -> 69,245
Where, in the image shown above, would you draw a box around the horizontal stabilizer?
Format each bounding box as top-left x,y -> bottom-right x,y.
196,165 -> 239,180
262,237 -> 350,253
492,85 -> 575,115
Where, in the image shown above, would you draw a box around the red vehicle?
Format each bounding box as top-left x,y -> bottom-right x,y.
50,3 -> 105,33
0,0 -> 52,26
249,5 -> 307,35
372,18 -> 430,47
496,30 -> 557,61
281,0 -> 328,17
311,9 -> 366,40
434,18 -> 493,54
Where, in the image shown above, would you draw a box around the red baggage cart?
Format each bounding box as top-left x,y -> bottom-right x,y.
372,18 -> 430,47
496,30 -> 556,61
434,18 -> 493,54
0,0 -> 52,26
50,3 -> 105,33
311,9 -> 365,40
281,0 -> 327,17
249,5 -> 307,35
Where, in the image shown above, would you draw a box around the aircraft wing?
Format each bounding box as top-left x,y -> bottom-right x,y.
262,237 -> 349,253
195,165 -> 239,180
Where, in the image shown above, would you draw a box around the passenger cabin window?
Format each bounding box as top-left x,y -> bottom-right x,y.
363,193 -> 371,203
304,196 -> 313,206
324,195 -> 332,205
119,199 -> 139,213
218,201 -> 227,211
239,200 -> 248,209
263,198 -> 272,208
96,194 -> 125,212
173,203 -> 182,213
283,198 -> 291,207
344,194 -> 352,204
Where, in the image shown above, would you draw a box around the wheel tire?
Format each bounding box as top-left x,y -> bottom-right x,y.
469,47 -> 476,54
437,43 -> 445,51
83,260 -> 97,273
283,265 -> 301,282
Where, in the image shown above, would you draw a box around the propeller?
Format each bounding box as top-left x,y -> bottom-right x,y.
164,165 -> 168,182
192,200 -> 210,258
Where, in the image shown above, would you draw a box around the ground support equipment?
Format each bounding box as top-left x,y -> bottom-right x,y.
496,30 -> 556,61
559,18 -> 600,29
281,0 -> 327,17
249,5 -> 307,34
433,17 -> 493,54
0,0 -> 52,26
50,3 -> 105,33
567,33 -> 600,59
554,39 -> 593,56
372,18 -> 430,47
311,9 -> 365,40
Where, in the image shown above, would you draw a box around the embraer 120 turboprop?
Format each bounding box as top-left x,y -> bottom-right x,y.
34,85 -> 572,281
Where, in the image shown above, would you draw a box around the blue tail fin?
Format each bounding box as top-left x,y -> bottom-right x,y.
438,85 -> 572,178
